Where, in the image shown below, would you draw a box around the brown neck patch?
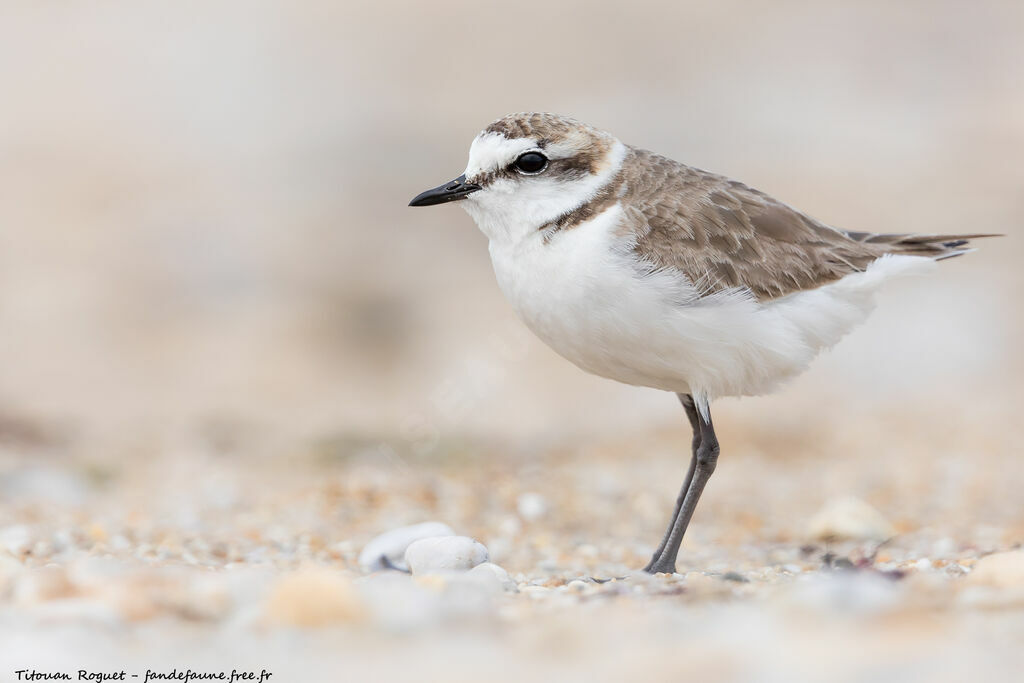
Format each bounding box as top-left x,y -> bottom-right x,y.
539,166 -> 626,243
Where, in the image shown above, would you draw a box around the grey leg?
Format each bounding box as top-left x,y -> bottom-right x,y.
644,395 -> 720,574
643,394 -> 701,572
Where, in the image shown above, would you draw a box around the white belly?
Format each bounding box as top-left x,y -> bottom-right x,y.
485,203 -> 934,405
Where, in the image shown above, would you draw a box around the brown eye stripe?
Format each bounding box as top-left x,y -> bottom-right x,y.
548,152 -> 603,179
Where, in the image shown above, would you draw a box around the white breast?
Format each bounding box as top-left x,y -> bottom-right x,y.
483,203 -> 936,408
487,202 -> 721,394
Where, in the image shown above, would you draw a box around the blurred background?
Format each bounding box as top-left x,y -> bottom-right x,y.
2,0 -> 1021,448
0,0 -> 1022,679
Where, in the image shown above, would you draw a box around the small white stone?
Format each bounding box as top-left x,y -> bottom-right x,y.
357,572 -> 442,629
566,579 -> 589,593
806,496 -> 895,541
12,566 -> 76,605
516,492 -> 548,521
29,598 -> 124,627
913,558 -> 933,571
537,558 -> 559,572
498,516 -> 522,536
966,551 -> 1024,589
959,552 -> 1024,608
782,571 -> 899,614
357,522 -> 455,572
468,562 -> 518,592
0,554 -> 24,594
416,569 -> 501,600
110,534 -> 132,552
404,536 -> 489,574
932,537 -> 957,557
265,567 -> 365,626
0,525 -> 32,555
453,569 -> 503,596
520,585 -> 549,598
486,536 -> 512,564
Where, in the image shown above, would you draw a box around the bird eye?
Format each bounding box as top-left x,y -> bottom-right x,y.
513,151 -> 548,174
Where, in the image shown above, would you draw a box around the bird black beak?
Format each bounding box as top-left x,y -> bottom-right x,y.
408,174 -> 481,207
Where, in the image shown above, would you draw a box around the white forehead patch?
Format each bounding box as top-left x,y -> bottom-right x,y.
464,133 -> 537,181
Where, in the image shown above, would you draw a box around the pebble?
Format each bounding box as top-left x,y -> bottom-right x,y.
516,492 -> 548,521
537,558 -> 560,572
0,467 -> 87,505
264,566 -> 365,626
27,598 -> 124,628
781,571 -> 900,615
357,522 -> 455,572
806,496 -> 895,541
684,572 -> 725,597
965,551 -> 1024,589
404,536 -> 489,574
424,573 -> 498,615
498,516 -> 522,536
13,566 -> 77,605
468,562 -> 518,592
356,572 -> 442,630
164,574 -> 233,621
102,569 -> 224,622
520,585 -> 549,598
932,537 -> 957,557
415,570 -> 500,599
959,551 -> 1024,608
358,569 -> 499,628
0,554 -> 24,593
945,563 -> 968,577
0,525 -> 32,556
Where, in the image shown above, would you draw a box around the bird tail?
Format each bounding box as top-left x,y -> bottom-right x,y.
840,231 -> 1002,260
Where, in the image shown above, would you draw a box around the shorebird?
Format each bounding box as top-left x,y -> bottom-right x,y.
409,112 -> 995,574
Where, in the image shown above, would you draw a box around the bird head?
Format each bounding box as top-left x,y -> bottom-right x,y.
410,113 -> 625,242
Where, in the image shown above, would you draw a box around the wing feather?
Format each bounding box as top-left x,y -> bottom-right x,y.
621,147 -> 994,301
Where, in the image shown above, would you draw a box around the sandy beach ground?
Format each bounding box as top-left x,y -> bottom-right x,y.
2,401 -> 1024,681
1,1 -> 1022,680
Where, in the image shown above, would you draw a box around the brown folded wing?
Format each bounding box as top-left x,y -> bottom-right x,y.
623,147 -> 992,302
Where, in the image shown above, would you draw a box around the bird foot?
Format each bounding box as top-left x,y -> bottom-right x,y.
643,557 -> 678,574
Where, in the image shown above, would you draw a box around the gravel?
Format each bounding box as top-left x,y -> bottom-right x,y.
0,423 -> 1022,682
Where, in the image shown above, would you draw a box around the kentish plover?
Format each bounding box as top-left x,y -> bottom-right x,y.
409,112 -> 996,574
